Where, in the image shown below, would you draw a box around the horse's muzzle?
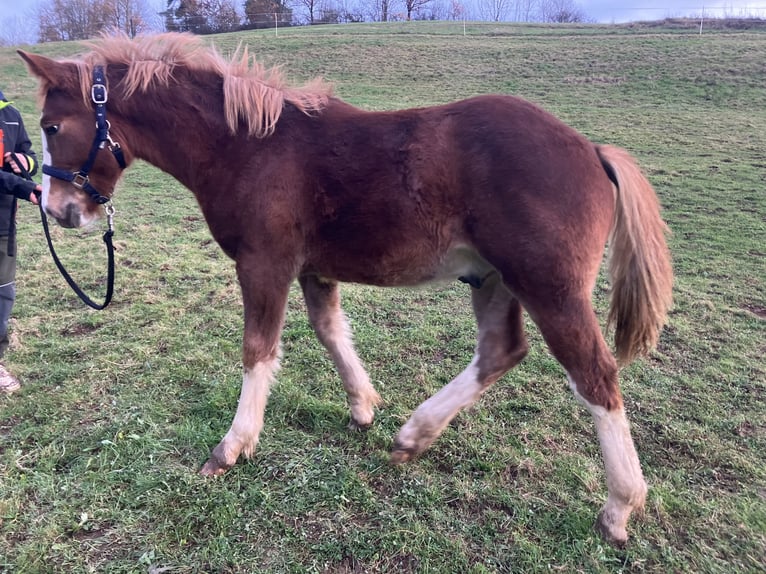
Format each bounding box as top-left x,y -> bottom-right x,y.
47,203 -> 84,229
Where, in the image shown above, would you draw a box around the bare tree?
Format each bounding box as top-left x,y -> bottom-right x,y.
319,0 -> 365,23
364,0 -> 399,22
162,0 -> 240,33
447,0 -> 465,20
38,0 -> 108,42
294,0 -> 322,24
162,0 -> 202,32
103,0 -> 157,36
512,0 -> 537,21
202,0 -> 240,31
37,0 -> 163,41
402,0 -> 431,20
336,0 -> 365,22
537,0 -> 588,23
0,14 -> 37,45
476,0 -> 512,22
243,0 -> 292,29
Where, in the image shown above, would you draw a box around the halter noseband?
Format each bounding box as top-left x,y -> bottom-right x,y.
42,66 -> 126,205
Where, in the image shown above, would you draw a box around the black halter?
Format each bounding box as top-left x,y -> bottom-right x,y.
39,66 -> 126,310
42,66 -> 126,204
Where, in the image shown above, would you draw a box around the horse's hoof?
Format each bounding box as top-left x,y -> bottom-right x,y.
199,456 -> 232,477
595,510 -> 628,548
390,440 -> 417,464
348,418 -> 373,432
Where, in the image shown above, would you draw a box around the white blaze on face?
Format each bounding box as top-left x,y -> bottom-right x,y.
40,127 -> 51,211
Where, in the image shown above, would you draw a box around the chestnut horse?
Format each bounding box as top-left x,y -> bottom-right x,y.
20,33 -> 672,544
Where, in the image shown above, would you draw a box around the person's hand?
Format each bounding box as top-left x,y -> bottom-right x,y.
3,152 -> 29,174
30,185 -> 41,205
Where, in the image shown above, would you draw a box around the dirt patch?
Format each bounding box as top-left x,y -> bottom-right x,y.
734,421 -> 763,439
563,75 -> 625,85
742,304 -> 766,319
60,322 -> 100,336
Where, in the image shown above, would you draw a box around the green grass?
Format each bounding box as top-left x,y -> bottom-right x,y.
1,21 -> 765,573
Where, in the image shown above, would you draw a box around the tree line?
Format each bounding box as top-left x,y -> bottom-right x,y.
23,0 -> 590,44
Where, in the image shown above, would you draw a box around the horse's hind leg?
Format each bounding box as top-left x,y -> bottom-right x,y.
299,275 -> 381,429
391,271 -> 528,462
527,295 -> 647,545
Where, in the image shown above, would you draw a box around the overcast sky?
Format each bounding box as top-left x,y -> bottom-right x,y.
580,0 -> 766,22
1,0 -> 765,45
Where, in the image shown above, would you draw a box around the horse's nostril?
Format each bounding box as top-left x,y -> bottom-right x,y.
53,203 -> 80,229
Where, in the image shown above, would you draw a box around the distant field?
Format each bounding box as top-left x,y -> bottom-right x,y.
0,21 -> 764,573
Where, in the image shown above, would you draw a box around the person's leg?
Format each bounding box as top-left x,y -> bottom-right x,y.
0,234 -> 19,394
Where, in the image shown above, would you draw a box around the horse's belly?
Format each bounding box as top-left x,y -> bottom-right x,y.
312,244 -> 494,288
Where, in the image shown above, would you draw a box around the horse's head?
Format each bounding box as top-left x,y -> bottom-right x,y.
18,51 -> 128,229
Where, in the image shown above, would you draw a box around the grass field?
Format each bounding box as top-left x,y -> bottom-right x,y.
1,21 -> 764,573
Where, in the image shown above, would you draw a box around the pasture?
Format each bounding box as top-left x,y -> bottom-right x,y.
1,21 -> 764,573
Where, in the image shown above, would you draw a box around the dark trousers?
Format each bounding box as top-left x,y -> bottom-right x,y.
0,234 -> 16,360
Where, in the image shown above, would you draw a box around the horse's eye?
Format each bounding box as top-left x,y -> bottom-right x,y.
44,125 -> 59,136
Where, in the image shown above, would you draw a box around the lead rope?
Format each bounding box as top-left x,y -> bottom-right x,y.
38,199 -> 115,310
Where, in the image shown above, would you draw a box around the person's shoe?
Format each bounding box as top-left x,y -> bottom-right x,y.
0,363 -> 20,394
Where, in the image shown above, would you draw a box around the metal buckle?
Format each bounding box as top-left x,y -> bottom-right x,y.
72,172 -> 89,189
91,83 -> 108,104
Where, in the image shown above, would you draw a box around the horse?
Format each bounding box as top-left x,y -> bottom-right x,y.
19,32 -> 672,545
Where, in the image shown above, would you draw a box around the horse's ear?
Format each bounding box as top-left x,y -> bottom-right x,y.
18,50 -> 77,89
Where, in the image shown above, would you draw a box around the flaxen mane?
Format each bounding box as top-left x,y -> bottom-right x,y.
58,33 -> 332,138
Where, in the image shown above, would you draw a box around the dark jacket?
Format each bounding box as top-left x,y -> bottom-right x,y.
1,96 -> 39,237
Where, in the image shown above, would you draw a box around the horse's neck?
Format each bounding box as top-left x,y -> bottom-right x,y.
119,93 -> 214,190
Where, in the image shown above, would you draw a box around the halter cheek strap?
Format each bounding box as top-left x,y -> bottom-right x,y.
42,66 -> 127,205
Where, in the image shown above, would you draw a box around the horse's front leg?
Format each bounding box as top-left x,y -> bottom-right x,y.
200,267 -> 290,477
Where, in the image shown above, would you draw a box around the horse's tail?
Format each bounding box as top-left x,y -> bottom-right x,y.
596,145 -> 673,365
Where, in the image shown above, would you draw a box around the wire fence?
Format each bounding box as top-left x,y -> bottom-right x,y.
221,4 -> 766,29
227,2 -> 766,34
241,3 -> 766,25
